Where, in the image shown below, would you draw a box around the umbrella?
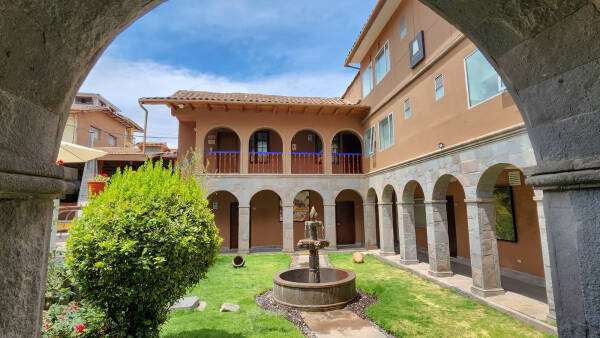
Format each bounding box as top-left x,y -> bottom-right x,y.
57,142 -> 108,163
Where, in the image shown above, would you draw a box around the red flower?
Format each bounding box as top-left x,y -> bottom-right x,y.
75,324 -> 86,332
56,160 -> 64,165
73,306 -> 78,311
60,316 -> 64,320
102,173 -> 108,177
45,324 -> 49,329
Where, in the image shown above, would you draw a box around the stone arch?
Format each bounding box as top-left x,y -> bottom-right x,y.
331,129 -> 364,174
249,189 -> 283,250
207,191 -> 239,250
402,180 -> 425,203
366,187 -> 379,203
335,189 -> 365,246
382,184 -> 396,203
476,163 -> 518,200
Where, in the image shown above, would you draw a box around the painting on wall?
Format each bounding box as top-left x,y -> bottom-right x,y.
294,191 -> 310,221
493,186 -> 517,242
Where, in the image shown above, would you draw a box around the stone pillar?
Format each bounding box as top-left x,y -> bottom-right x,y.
424,200 -> 452,277
397,202 -> 418,264
377,202 -> 395,255
465,199 -> 504,297
533,191 -> 556,322
282,204 -> 294,253
238,205 -> 250,254
363,203 -> 378,249
324,204 -> 337,250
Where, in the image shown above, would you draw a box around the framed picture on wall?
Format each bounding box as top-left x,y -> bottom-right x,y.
294,191 -> 310,221
493,186 -> 517,242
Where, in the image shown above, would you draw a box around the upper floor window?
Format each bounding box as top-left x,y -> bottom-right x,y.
378,113 -> 394,151
108,134 -> 116,146
435,74 -> 444,100
75,96 -> 93,105
362,63 -> 373,98
89,126 -> 99,147
404,98 -> 411,119
399,17 -> 407,39
375,41 -> 390,84
364,126 -> 376,158
465,49 -> 506,108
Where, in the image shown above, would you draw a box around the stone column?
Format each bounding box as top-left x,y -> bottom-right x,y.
378,202 -> 395,255
282,204 -> 294,253
363,203 -> 378,249
424,200 -> 452,277
533,191 -> 556,321
324,204 -> 337,250
397,202 -> 418,264
465,199 -> 504,297
238,205 -> 250,254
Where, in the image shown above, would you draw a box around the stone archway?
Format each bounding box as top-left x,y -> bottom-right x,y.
1,1 -> 599,335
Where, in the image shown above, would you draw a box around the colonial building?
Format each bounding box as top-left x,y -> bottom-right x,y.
140,0 -> 554,319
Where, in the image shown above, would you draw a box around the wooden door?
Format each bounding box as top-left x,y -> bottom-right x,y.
335,201 -> 356,245
230,202 -> 239,249
446,196 -> 457,257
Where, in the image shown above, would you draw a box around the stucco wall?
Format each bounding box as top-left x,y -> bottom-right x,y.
250,190 -> 283,247
74,110 -> 128,147
208,191 -> 237,249
336,189 -> 365,244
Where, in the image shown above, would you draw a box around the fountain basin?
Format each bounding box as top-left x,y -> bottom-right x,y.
273,268 -> 356,311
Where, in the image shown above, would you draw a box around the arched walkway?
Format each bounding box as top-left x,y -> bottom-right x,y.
291,129 -> 324,174
397,180 -> 425,265
380,185 -> 398,255
334,189 -> 364,247
248,128 -> 283,174
249,190 -> 283,251
364,188 -> 380,250
203,127 -> 240,173
207,191 -> 239,251
331,131 -> 362,174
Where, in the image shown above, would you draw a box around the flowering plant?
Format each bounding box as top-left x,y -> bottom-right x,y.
90,173 -> 110,182
57,160 -> 64,165
42,302 -> 113,337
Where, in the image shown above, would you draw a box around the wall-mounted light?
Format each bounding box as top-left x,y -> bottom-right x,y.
178,103 -> 185,109
438,142 -> 445,149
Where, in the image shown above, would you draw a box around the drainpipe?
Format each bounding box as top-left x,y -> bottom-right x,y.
138,100 -> 149,154
345,64 -> 360,70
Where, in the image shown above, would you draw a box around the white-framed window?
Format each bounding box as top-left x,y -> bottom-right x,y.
464,49 -> 506,108
404,98 -> 411,119
88,126 -> 99,147
378,112 -> 394,151
364,126 -> 376,158
399,17 -> 407,39
108,134 -> 116,146
435,74 -> 444,100
375,41 -> 390,84
362,63 -> 373,98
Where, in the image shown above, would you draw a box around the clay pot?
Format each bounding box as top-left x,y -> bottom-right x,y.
87,181 -> 106,197
232,255 -> 245,268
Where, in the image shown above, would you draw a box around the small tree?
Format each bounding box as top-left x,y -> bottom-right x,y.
66,160 -> 221,337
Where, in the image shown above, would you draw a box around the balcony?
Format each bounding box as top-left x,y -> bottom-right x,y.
331,153 -> 362,174
248,152 -> 283,174
291,152 -> 324,174
204,151 -> 241,174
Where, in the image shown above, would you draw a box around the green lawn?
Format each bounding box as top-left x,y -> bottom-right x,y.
160,254 -> 302,338
329,253 -> 555,338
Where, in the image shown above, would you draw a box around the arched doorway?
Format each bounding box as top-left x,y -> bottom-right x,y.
203,127 -> 240,173
249,190 -> 283,251
366,188 -> 379,249
291,130 -> 323,174
248,128 -> 283,174
207,191 -> 239,251
335,189 -> 364,247
292,190 -> 324,248
400,181 -> 426,264
331,131 -> 362,174
381,185 -> 399,254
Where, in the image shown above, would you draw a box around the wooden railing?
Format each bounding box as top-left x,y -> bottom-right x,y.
331,153 -> 362,174
248,152 -> 283,174
291,152 -> 324,174
204,151 -> 240,173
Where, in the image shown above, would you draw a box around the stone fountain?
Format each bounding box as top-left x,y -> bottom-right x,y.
273,207 -> 356,311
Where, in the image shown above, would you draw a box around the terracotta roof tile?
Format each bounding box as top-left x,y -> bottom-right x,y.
70,105 -> 143,131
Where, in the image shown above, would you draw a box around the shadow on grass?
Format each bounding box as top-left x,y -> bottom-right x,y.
162,329 -> 247,338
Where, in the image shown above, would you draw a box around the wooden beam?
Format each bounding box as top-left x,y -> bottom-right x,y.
333,107 -> 341,115
316,106 -> 324,115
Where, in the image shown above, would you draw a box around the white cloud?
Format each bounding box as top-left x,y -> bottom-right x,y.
80,57 -> 356,148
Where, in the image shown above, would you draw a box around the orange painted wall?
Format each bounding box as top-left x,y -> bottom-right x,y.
178,121 -> 196,158
413,185 -> 427,248
208,191 -> 237,248
74,110 -> 128,147
447,181 -> 470,259
250,190 -> 283,247
335,190 -> 365,244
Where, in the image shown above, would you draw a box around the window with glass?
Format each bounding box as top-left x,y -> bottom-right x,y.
399,17 -> 407,39
364,126 -> 376,158
250,131 -> 269,163
378,113 -> 394,151
404,98 -> 411,119
88,126 -> 99,147
108,134 -> 116,146
362,63 -> 373,98
465,49 -> 506,107
435,74 -> 444,100
375,41 -> 390,84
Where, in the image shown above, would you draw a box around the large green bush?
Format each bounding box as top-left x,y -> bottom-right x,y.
66,161 -> 221,337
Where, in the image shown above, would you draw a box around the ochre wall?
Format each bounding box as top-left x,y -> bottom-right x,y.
447,181 -> 470,259
208,191 -> 237,249
250,190 -> 283,247
414,185 -> 427,248
74,110 -> 128,148
336,190 -> 365,244
178,121 -> 196,159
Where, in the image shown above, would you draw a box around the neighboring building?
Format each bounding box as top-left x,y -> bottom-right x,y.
140,0 -> 554,319
63,92 -> 143,147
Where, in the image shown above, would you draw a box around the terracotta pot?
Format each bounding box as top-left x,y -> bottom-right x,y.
87,181 -> 106,197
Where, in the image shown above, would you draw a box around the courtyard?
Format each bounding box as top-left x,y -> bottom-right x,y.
161,253 -> 554,337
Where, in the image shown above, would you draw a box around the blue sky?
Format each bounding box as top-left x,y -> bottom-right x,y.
81,0 -> 377,147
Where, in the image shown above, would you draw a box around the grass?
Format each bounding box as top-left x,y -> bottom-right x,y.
160,254 -> 302,338
329,252 -> 556,338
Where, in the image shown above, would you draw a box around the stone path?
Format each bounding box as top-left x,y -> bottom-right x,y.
290,252 -> 389,338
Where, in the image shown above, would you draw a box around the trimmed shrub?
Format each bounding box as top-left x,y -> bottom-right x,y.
66,161 -> 221,337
